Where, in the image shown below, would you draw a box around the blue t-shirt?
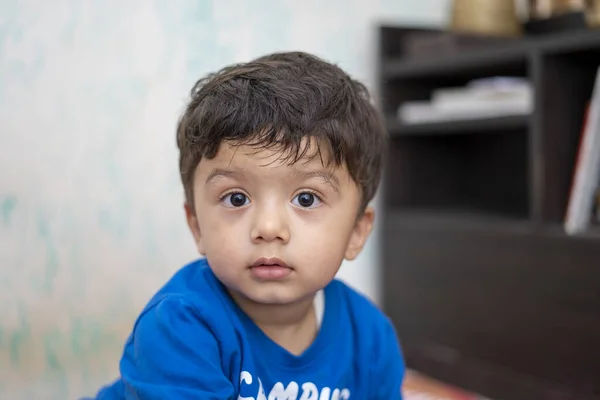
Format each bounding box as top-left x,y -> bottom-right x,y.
90,258 -> 405,399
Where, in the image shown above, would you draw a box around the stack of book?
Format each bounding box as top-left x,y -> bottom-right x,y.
397,77 -> 532,125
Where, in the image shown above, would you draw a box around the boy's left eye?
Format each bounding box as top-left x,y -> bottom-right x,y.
222,192 -> 250,208
292,192 -> 322,209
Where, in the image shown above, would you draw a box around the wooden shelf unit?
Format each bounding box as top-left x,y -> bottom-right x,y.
379,26 -> 600,400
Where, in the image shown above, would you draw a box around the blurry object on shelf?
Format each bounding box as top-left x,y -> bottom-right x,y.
528,0 -> 585,18
565,67 -> 600,236
526,0 -> 548,18
398,77 -> 532,125
523,0 -> 588,33
450,0 -> 522,36
400,31 -> 516,59
558,0 -> 586,12
586,0 -> 600,26
403,370 -> 491,399
524,10 -> 588,33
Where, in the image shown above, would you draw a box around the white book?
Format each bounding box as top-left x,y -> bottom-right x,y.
564,67 -> 600,235
430,81 -> 533,115
398,80 -> 532,125
397,99 -> 530,125
431,82 -> 532,107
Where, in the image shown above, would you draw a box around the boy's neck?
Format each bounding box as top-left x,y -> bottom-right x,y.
229,291 -> 318,356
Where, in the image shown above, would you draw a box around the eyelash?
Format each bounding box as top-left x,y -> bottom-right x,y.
219,189 -> 250,201
296,189 -> 321,201
218,189 -> 324,205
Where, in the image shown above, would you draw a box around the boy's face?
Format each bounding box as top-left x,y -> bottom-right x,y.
185,139 -> 374,305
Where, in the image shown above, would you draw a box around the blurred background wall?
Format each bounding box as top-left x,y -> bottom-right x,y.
0,0 -> 448,398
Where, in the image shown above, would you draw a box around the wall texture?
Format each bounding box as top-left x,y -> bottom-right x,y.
0,1 -> 448,398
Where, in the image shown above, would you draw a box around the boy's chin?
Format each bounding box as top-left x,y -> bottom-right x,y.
231,285 -> 317,307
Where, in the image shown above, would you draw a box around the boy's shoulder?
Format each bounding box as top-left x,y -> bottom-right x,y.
138,258 -> 225,319
327,277 -> 396,333
327,278 -> 403,381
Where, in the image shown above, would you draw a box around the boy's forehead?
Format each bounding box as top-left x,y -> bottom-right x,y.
209,139 -> 336,169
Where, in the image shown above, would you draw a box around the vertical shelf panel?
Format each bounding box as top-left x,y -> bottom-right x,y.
536,49 -> 599,222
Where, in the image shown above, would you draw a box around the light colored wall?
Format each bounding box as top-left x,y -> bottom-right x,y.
0,1 -> 449,398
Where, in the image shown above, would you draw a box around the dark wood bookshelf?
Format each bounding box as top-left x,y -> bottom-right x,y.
387,114 -> 530,137
379,26 -> 600,400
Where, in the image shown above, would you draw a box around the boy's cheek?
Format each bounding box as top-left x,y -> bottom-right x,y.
202,229 -> 243,257
295,232 -> 349,264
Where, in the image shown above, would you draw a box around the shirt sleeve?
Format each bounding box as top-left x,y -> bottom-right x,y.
369,318 -> 406,400
118,295 -> 235,400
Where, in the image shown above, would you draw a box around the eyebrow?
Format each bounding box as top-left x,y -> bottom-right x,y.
205,168 -> 245,186
204,167 -> 340,192
291,169 -> 340,192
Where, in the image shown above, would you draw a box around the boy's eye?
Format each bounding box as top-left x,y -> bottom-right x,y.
292,192 -> 322,209
222,192 -> 250,208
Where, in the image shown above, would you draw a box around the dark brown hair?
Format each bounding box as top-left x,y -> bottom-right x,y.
176,51 -> 387,212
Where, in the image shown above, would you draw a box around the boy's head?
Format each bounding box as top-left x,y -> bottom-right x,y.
177,51 -> 387,307
177,51 -> 386,213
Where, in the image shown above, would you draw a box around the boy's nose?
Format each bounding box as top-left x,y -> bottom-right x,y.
250,204 -> 290,244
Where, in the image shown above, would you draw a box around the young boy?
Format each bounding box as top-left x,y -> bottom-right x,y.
90,51 -> 405,399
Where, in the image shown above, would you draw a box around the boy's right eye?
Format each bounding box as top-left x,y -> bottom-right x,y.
221,192 -> 250,208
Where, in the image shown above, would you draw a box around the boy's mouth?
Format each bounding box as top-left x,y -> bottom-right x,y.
249,257 -> 292,280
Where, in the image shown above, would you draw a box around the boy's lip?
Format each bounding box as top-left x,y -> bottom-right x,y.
249,257 -> 292,280
250,257 -> 290,269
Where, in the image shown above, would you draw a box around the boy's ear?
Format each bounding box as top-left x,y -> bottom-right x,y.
344,206 -> 375,261
184,203 -> 206,256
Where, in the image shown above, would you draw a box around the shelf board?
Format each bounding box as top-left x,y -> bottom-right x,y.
384,210 -> 600,241
384,210 -> 534,236
381,29 -> 600,80
381,44 -> 528,79
387,114 -> 530,137
537,27 -> 600,55
538,224 -> 600,241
